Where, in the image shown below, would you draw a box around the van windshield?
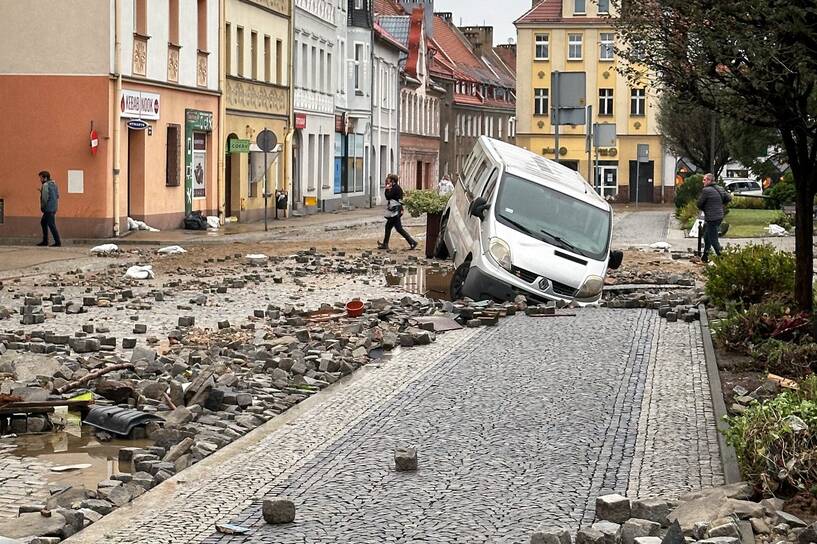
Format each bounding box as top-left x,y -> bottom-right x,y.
494,173 -> 611,260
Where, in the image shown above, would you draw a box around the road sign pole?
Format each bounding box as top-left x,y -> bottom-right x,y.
553,71 -> 560,163
635,159 -> 640,209
264,138 -> 268,232
586,105 -> 592,186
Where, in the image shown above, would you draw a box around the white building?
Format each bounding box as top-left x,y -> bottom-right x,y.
371,23 -> 404,205
293,0 -> 338,213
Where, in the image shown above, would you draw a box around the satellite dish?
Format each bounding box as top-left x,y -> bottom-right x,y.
508,37 -> 515,45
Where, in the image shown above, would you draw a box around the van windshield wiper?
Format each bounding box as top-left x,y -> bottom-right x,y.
498,214 -> 537,238
539,228 -> 587,257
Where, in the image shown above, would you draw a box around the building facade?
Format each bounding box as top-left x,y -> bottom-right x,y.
293,0 -> 337,213
0,0 -> 221,237
431,16 -> 517,180
515,0 -> 666,202
224,0 -> 292,222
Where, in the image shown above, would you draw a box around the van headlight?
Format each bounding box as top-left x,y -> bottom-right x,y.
488,237 -> 512,271
577,275 -> 604,298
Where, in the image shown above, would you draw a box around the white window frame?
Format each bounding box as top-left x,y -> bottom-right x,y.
600,33 -> 615,61
534,88 -> 549,116
534,33 -> 549,60
630,87 -> 646,116
568,33 -> 583,60
598,0 -> 610,14
574,0 -> 586,14
353,42 -> 363,92
599,88 -> 614,116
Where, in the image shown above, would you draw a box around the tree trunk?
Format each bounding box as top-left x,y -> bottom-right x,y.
794,174 -> 814,312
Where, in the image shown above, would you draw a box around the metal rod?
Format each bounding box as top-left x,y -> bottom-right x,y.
635,158 -> 640,208
553,70 -> 560,162
264,126 -> 268,231
586,106 -> 592,185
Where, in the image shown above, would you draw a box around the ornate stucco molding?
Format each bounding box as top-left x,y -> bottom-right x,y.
226,78 -> 289,116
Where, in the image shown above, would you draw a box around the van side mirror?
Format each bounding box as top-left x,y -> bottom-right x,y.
469,197 -> 489,220
608,250 -> 623,270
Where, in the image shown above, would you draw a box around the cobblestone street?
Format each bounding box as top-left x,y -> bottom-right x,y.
66,309 -> 723,544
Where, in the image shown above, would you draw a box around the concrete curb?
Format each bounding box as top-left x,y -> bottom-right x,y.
698,303 -> 742,484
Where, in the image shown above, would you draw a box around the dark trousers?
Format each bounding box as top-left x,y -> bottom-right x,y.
703,219 -> 721,258
383,215 -> 415,247
40,212 -> 61,245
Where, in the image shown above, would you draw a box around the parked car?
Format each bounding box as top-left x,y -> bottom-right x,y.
434,136 -> 622,305
724,179 -> 763,196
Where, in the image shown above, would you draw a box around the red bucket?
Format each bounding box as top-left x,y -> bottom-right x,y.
345,300 -> 365,317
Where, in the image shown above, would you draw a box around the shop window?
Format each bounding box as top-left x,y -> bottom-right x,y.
166,125 -> 181,186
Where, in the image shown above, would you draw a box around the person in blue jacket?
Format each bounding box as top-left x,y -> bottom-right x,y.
37,170 -> 61,247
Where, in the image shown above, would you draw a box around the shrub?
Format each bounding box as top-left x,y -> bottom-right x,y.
674,174 -> 704,210
724,375 -> 817,495
402,190 -> 451,218
704,244 -> 796,307
730,196 -> 767,210
770,210 -> 793,230
712,299 -> 796,353
751,339 -> 817,378
676,200 -> 700,230
765,174 -> 796,209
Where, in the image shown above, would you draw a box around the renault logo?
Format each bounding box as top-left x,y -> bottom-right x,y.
538,278 -> 551,291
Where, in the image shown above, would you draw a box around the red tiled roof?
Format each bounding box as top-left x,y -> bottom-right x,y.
515,0 -> 611,24
431,15 -> 484,72
374,21 -> 408,52
374,0 -> 404,15
494,46 -> 516,73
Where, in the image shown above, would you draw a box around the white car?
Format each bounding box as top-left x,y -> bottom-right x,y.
724,179 -> 763,196
435,136 -> 622,305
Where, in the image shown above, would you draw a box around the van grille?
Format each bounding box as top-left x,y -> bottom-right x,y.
511,266 -> 538,284
552,280 -> 578,297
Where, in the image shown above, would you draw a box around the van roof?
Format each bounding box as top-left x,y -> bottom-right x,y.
480,136 -> 609,210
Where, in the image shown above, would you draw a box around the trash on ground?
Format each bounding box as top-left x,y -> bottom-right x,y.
157,245 -> 187,255
124,265 -> 155,280
90,244 -> 119,255
215,524 -> 251,535
246,254 -> 268,265
206,216 -> 220,229
768,373 -> 799,390
83,405 -> 164,436
649,241 -> 671,250
127,217 -> 160,232
50,463 -> 92,472
765,223 -> 788,236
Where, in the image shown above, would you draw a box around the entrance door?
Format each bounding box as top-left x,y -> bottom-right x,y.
416,160 -> 423,189
127,130 -> 134,218
596,165 -> 618,199
126,128 -> 145,220
292,131 -> 301,207
225,136 -> 234,217
628,160 -> 655,203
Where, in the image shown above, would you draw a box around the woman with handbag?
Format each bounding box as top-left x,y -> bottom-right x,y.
378,174 -> 417,251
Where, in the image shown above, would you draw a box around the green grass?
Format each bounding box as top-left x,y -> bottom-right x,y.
723,209 -> 781,238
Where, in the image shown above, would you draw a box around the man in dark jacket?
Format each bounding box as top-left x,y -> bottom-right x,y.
696,172 -> 730,262
38,171 -> 61,247
378,174 -> 417,251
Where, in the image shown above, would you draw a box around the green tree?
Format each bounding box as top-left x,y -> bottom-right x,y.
657,94 -> 730,175
615,0 -> 817,311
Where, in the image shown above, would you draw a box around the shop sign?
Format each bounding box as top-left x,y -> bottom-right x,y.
127,119 -> 150,130
228,139 -> 251,153
295,113 -> 307,130
121,90 -> 160,120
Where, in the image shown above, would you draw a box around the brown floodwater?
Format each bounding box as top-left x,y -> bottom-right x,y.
385,265 -> 453,300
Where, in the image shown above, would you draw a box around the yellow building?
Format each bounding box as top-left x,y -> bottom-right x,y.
515,0 -> 668,203
223,0 -> 292,222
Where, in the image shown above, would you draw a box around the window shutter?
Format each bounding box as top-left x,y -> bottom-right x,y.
166,125 -> 181,186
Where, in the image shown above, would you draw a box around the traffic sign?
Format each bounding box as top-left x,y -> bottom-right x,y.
637,143 -> 650,163
256,130 -> 278,153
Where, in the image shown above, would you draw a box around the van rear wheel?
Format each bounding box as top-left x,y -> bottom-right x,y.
434,215 -> 450,259
449,261 -> 470,300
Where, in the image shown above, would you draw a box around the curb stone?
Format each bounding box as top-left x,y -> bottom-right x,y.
698,304 -> 741,484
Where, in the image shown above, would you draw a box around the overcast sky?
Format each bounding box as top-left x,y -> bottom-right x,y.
434,0 -> 532,46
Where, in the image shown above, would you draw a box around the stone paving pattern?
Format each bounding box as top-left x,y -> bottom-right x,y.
67,309 -> 723,544
0,445 -> 50,518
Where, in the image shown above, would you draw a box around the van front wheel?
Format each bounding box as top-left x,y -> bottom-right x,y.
449,261 -> 470,300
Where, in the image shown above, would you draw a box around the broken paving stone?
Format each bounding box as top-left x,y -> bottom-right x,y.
597,494 -> 632,524
531,527 -> 572,544
394,446 -> 417,471
78,499 -> 114,515
622,518 -> 661,544
632,498 -> 672,526
577,527 -> 606,544
262,498 -> 296,524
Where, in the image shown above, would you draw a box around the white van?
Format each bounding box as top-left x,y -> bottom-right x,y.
435,136 -> 622,305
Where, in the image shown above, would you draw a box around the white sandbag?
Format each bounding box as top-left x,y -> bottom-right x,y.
124,265 -> 155,280
157,245 -> 187,255
688,220 -> 702,239
127,216 -> 160,232
649,241 -> 671,250
127,217 -> 138,231
90,244 -> 119,255
206,216 -> 220,229
246,253 -> 268,265
765,224 -> 788,236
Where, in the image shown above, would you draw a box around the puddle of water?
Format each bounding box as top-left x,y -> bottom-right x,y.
385,265 -> 453,300
10,425 -> 151,489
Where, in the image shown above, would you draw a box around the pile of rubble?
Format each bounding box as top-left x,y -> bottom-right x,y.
534,483 -> 815,544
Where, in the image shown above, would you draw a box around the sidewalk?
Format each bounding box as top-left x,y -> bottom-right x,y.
0,207 -> 388,247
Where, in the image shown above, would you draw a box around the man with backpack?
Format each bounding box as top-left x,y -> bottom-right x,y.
697,172 -> 731,262
37,170 -> 61,247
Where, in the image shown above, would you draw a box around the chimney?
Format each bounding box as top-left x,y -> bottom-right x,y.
459,26 -> 494,54
436,11 -> 452,22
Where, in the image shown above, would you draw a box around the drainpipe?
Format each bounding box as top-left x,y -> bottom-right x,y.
217,0 -> 226,222
368,24 -> 375,208
282,0 -> 295,215
112,0 -> 122,237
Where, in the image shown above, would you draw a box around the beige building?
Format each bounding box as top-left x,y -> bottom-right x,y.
224,0 -> 292,222
515,0 -> 668,202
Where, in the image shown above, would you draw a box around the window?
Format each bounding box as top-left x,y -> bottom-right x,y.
276,40 -> 283,84
568,34 -> 583,60
320,49 -> 325,93
534,88 -> 549,116
600,33 -> 614,60
264,36 -> 271,82
135,0 -> 147,35
301,43 -> 307,86
236,27 -> 244,77
165,125 -> 180,186
251,31 -> 258,79
355,0 -> 364,7
197,0 -> 207,51
574,0 -> 586,13
599,88 -> 614,115
354,43 -> 363,92
326,51 -> 332,93
168,0 -> 179,44
598,0 -> 610,13
311,46 -> 317,90
630,88 -> 646,116
225,24 -> 231,75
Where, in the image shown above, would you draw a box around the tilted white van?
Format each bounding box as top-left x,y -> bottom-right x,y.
435,136 -> 623,305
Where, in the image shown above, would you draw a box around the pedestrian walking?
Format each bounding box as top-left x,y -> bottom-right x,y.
37,170 -> 61,247
378,174 -> 417,251
438,174 -> 454,195
696,172 -> 730,262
